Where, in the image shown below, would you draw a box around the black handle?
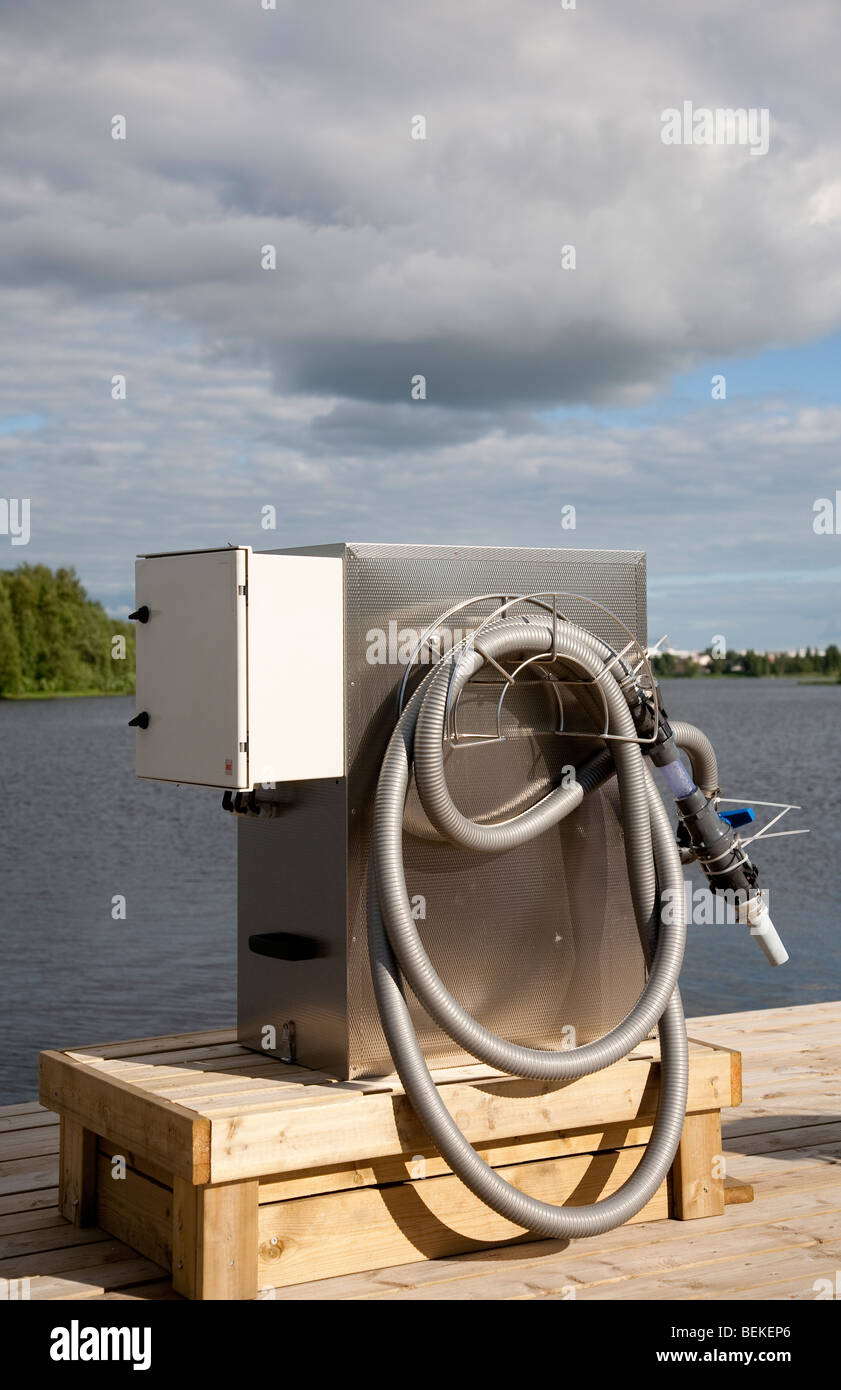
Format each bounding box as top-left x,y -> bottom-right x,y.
248,932 -> 324,961
129,606 -> 150,623
129,711 -> 150,729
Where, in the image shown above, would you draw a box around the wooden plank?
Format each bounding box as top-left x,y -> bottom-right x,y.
81,1056 -> 312,1095
26,1258 -> 168,1300
59,1119 -> 97,1225
0,1186 -> 60,1216
267,1189 -> 841,1301
70,1042 -> 251,1069
122,1065 -> 337,1099
209,1047 -> 734,1182
185,1050 -> 715,1112
0,1207 -> 67,1237
258,1146 -> 667,1290
0,1109 -> 59,1134
721,1274 -> 839,1301
196,1086 -> 380,1115
727,1120 -> 841,1156
98,1138 -> 172,1191
729,1082 -> 841,1116
718,1144 -> 841,1195
0,1156 -> 59,1198
95,1154 -> 173,1271
129,1072 -> 298,1100
690,1001 -> 839,1031
672,1111 -> 726,1220
732,1043 -> 841,1071
69,1028 -> 236,1060
257,1121 -> 657,1202
770,1209 -> 841,1244
728,1067 -> 840,1097
40,1050 -> 211,1185
151,1071 -> 383,1102
0,1102 -> 53,1118
699,1043 -> 840,1073
171,1178 -> 198,1299
726,1043 -> 742,1107
149,1067 -> 316,1100
200,1180 -> 259,1300
0,1222 -> 108,1258
357,1225 -> 828,1302
723,1174 -> 754,1205
724,1112 -> 841,1139
93,1051 -> 304,1079
92,1279 -> 182,1300
205,1087 -> 399,1116
709,1035 -> 840,1062
724,1060 -> 841,1091
727,1135 -> 841,1166
0,1234 -> 153,1279
372,1038 -> 721,1095
578,1242 -> 839,1301
0,1125 -> 60,1162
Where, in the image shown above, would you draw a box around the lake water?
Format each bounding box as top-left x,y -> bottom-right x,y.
0,680 -> 839,1102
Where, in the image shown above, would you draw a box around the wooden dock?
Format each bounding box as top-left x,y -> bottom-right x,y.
2,1001 -> 839,1301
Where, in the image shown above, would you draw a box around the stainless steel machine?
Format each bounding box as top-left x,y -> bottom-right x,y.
238,543 -> 652,1078
131,540 -> 787,1237
133,543 -> 647,1075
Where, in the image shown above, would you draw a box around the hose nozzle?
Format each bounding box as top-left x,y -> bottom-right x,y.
650,732 -> 788,969
736,893 -> 789,967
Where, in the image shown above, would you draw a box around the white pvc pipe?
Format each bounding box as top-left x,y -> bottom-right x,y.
737,895 -> 789,966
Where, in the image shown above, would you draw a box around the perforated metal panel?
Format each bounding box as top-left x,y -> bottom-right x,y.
237,543 -> 649,1079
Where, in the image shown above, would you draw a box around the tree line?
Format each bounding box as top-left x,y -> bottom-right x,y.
0,564 -> 135,696
651,646 -> 841,679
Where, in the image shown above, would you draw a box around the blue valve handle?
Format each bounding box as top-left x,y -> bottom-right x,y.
719,807 -> 755,829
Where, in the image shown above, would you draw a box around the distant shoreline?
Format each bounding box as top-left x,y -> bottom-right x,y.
3,674 -> 840,704
658,667 -> 834,678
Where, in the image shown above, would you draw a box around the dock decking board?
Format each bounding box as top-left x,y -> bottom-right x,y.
1,1001 -> 838,1300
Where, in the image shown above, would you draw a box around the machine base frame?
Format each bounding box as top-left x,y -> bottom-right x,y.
40,1027 -> 752,1299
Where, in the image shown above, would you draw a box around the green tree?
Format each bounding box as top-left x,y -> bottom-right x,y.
651,652 -> 677,677
0,577 -> 23,694
743,650 -> 769,677
0,564 -> 135,696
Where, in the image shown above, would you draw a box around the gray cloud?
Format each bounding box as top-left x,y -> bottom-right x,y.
1,286 -> 838,650
1,0 -> 841,407
0,0 -> 840,649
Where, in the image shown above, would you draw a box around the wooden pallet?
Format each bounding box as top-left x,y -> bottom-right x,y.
39,1029 -> 750,1299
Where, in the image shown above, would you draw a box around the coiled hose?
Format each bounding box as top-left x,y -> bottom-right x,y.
369,616 -> 703,1237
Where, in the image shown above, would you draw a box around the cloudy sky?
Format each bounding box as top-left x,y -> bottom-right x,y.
1,0 -> 840,648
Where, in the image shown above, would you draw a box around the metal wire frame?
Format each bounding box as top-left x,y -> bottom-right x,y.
717,798 -> 810,848
396,591 -> 660,750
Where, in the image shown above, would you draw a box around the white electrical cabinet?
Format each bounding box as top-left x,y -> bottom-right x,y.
133,547 -> 344,789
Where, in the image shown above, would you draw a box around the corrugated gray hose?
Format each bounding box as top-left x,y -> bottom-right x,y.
369,616 -> 691,1237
